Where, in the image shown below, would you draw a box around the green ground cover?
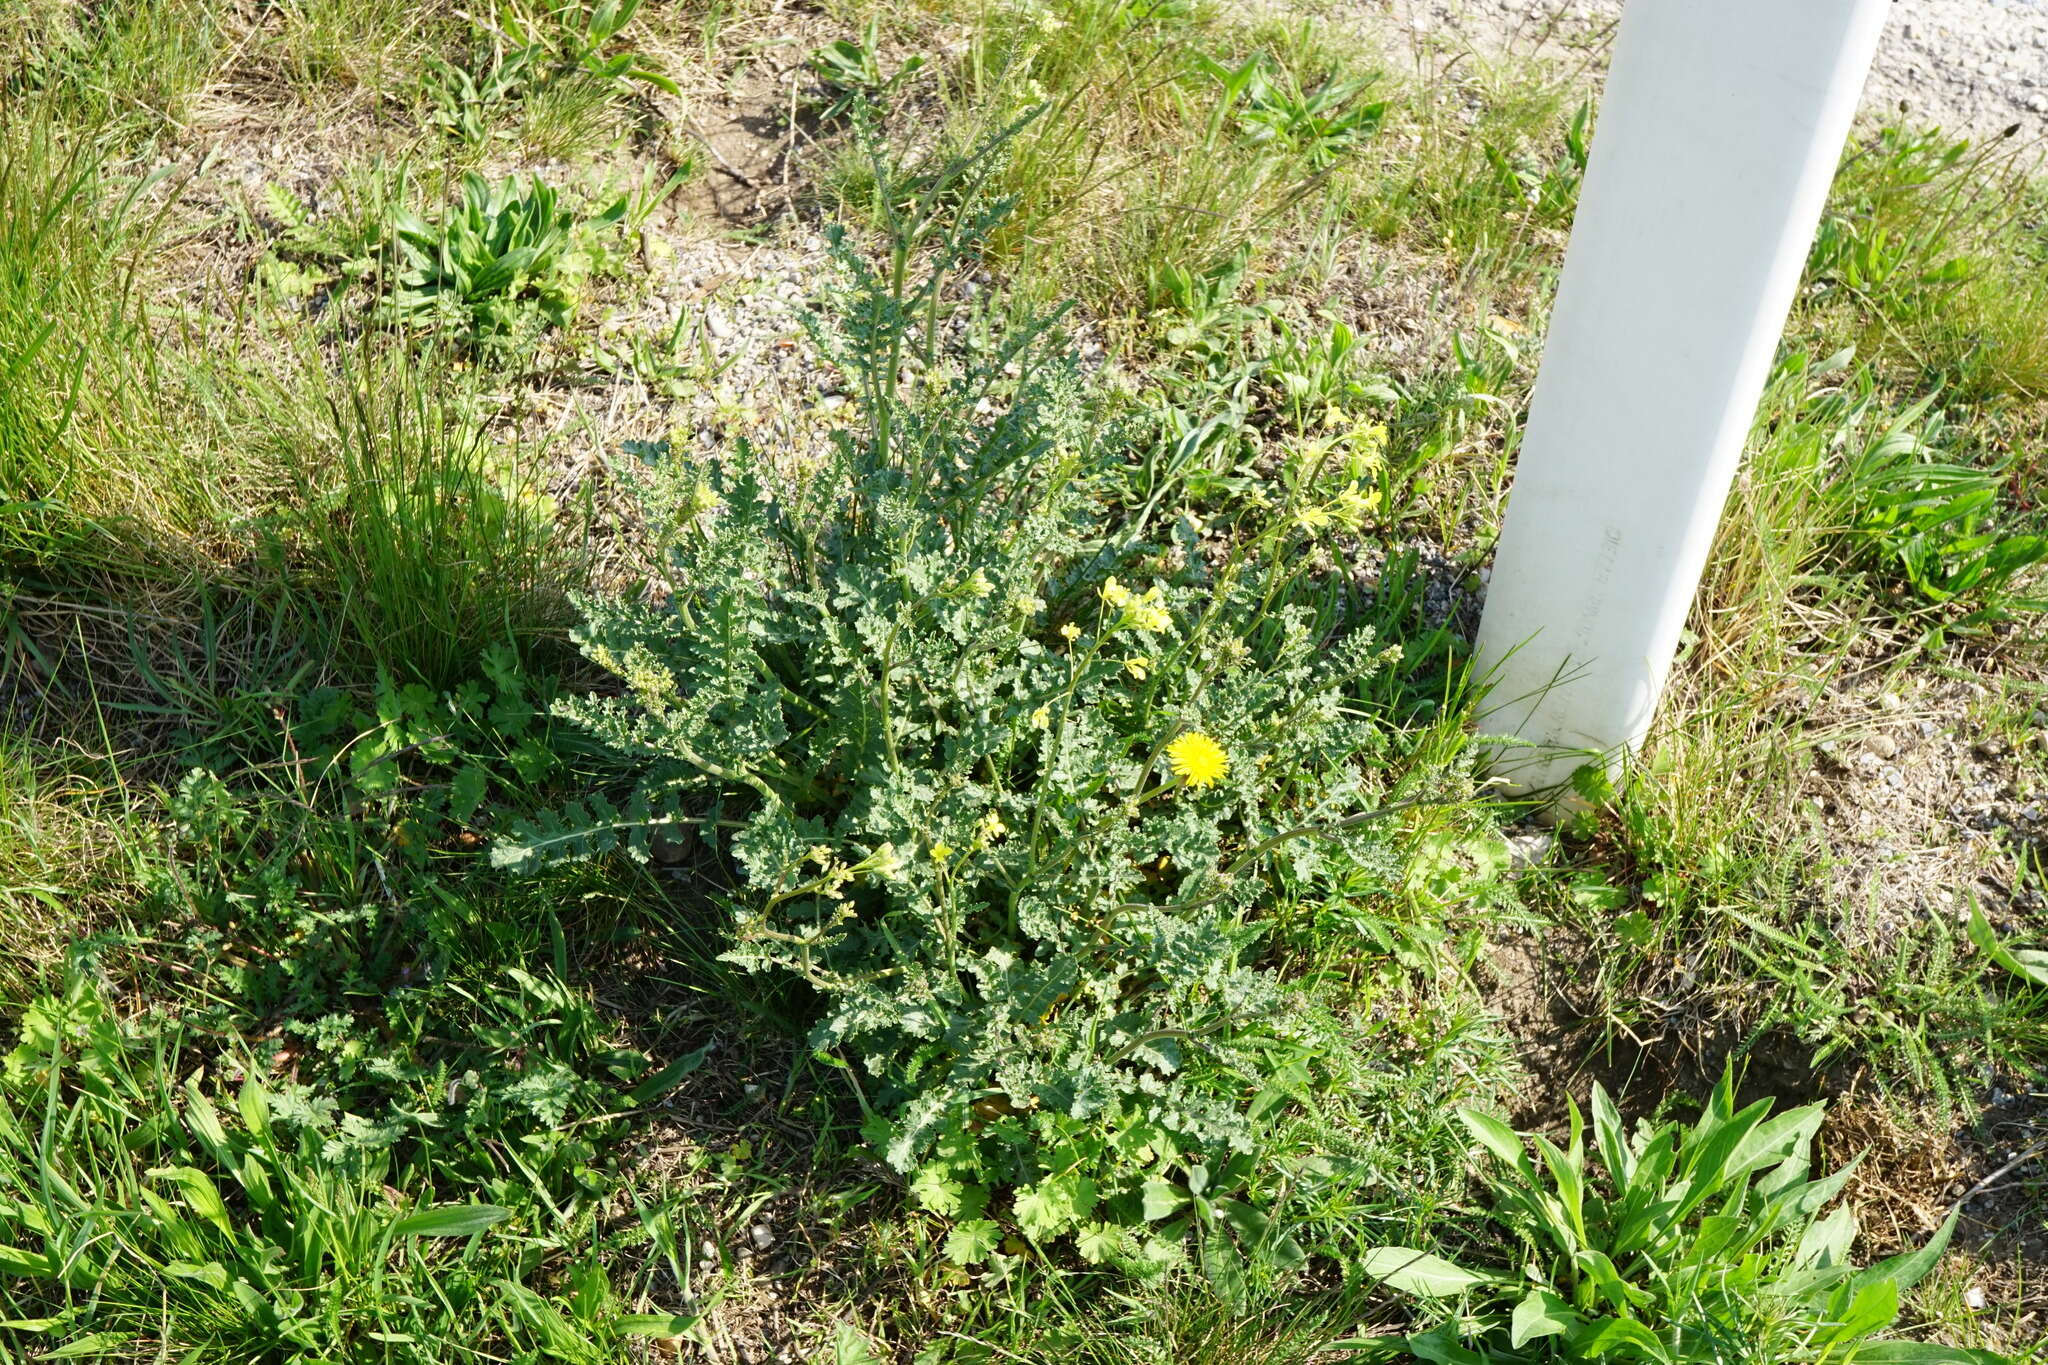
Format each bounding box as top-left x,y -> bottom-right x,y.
1,1 -> 2043,1360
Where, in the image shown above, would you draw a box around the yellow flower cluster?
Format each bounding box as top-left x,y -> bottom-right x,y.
1295,486 -> 1381,534
1132,592 -> 1171,632
802,843 -> 859,901
863,844 -> 907,879
1350,423 -> 1390,461
1099,577 -> 1172,632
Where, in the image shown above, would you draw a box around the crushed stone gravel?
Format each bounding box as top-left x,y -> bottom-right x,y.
1357,0 -> 2048,150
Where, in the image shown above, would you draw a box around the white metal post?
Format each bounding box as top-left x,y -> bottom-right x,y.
1473,0 -> 1890,798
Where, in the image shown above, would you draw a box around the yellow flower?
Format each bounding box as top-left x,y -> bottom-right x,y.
975,811 -> 1009,846
1164,732 -> 1229,790
1059,623 -> 1082,641
1029,705 -> 1051,730
1125,655 -> 1152,681
1013,593 -> 1044,616
962,569 -> 995,598
1099,577 -> 1134,610
930,842 -> 955,862
1131,586 -> 1171,633
1332,486 -> 1380,528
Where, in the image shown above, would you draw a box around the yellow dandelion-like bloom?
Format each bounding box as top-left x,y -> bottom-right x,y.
1059,623 -> 1082,642
1164,732 -> 1229,789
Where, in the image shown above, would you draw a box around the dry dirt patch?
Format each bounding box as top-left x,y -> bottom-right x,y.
1800,669 -> 2040,941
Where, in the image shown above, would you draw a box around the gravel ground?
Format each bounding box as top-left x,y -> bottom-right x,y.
1364,0 -> 2048,148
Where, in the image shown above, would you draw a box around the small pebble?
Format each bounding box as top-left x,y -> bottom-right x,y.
1504,829 -> 1556,872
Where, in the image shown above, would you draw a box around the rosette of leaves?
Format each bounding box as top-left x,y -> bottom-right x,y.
498,156 -> 1399,1273
385,174 -> 622,350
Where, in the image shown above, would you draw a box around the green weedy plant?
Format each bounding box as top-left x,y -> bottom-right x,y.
288,341 -> 573,683
1829,398 -> 2046,628
1265,316 -> 1397,434
1805,125 -> 2048,396
0,973 -> 700,1360
258,160 -> 412,298
1146,242 -> 1275,368
1739,351 -> 2045,633
1340,1074 -> 1996,1364
154,647 -> 571,1021
808,20 -> 926,121
385,173 -> 623,350
1807,129 -> 1989,304
424,0 -> 678,146
1225,56 -> 1386,171
1482,99 -> 1591,223
498,130 -> 1404,1274
424,42 -> 541,145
